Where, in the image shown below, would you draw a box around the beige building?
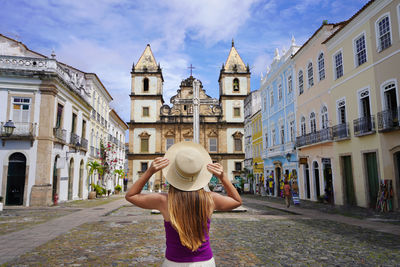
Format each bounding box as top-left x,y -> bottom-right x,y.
293,23 -> 343,202
128,43 -> 250,190
324,0 -> 400,209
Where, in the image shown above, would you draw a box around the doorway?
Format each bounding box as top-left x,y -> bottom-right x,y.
395,152 -> 400,209
364,152 -> 379,208
304,163 -> 311,199
341,156 -> 356,206
275,166 -> 281,197
323,163 -> 333,204
313,161 -> 321,199
6,153 -> 26,205
52,156 -> 59,204
79,160 -> 84,198
68,158 -> 74,200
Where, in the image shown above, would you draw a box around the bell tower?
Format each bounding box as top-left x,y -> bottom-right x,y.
218,40 -> 250,123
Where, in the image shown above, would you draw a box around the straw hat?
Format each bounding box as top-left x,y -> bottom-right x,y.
163,141 -> 212,191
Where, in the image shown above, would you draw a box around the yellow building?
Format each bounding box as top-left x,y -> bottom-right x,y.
324,0 -> 400,209
251,109 -> 263,193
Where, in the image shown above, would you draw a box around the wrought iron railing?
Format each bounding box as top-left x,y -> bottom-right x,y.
91,110 -> 96,119
377,107 -> 399,131
101,116 -> 104,125
295,127 -> 333,147
81,137 -> 88,150
354,116 -> 376,136
0,122 -> 37,137
97,112 -> 100,122
70,133 -> 80,146
332,123 -> 350,140
53,127 -> 67,142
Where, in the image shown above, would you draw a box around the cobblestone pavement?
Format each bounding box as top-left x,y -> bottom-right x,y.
4,197 -> 400,267
244,194 -> 400,225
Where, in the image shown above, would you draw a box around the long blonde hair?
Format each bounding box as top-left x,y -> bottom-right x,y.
168,186 -> 214,251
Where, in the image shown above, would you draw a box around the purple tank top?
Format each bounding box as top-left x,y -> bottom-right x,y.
164,219 -> 213,262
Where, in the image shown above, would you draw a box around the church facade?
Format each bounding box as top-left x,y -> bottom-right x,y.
128,43 -> 250,190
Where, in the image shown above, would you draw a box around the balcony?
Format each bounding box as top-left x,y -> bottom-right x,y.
97,112 -> 100,123
332,123 -> 350,141
90,146 -> 95,157
91,110 -> 96,119
108,134 -> 112,142
1,122 -> 37,146
80,137 -> 88,151
70,133 -> 80,146
101,116 -> 104,125
113,137 -> 118,145
354,116 -> 376,137
377,107 -> 399,132
265,144 -> 284,158
295,127 -> 333,148
53,127 -> 67,143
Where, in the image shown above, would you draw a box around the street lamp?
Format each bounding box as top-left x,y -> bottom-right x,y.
3,120 -> 15,137
286,153 -> 298,162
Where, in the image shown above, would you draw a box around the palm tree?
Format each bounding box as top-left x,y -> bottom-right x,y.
114,169 -> 125,191
87,161 -> 103,190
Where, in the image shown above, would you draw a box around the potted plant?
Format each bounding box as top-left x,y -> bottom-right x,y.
114,184 -> 122,194
87,161 -> 103,199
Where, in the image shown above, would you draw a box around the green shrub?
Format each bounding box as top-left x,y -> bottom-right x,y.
115,185 -> 122,191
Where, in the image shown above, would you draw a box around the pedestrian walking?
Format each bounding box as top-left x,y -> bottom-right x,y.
125,141 -> 242,266
283,179 -> 291,208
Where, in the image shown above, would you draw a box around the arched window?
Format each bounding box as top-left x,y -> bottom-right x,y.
143,77 -> 149,92
233,78 -> 239,92
298,70 -> 304,95
301,116 -> 306,136
308,62 -> 314,87
318,53 -> 325,81
321,106 -> 328,129
310,112 -> 316,133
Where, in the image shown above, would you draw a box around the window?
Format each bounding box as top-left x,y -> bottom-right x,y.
143,77 -> 149,92
141,138 -> 149,152
166,138 -> 174,150
318,53 -> 325,81
298,70 -> 304,95
209,138 -> 217,152
382,82 -> 398,111
235,162 -> 242,171
337,99 -> 346,124
321,106 -> 328,129
234,138 -> 242,151
288,75 -> 293,93
56,104 -> 63,128
233,107 -> 240,117
272,128 -> 276,146
233,78 -> 240,92
301,116 -> 306,136
142,107 -> 149,117
12,97 -> 31,122
265,133 -> 268,147
307,62 -> 314,87
310,112 -> 316,133
270,90 -> 274,106
278,83 -> 282,101
334,52 -> 343,79
355,34 -> 367,66
71,113 -> 77,134
289,121 -> 295,142
82,120 -> 86,139
141,162 -> 148,172
280,124 -> 285,144
377,15 -> 391,51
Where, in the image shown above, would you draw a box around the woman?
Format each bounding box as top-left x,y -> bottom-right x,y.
125,141 -> 242,266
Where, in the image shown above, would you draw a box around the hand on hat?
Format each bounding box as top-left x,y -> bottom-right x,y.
207,163 -> 224,180
149,157 -> 169,175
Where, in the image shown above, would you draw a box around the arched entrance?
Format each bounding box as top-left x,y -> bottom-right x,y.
313,161 -> 321,199
52,156 -> 60,204
68,158 -> 74,200
304,163 -> 311,199
79,160 -> 84,198
6,153 -> 26,205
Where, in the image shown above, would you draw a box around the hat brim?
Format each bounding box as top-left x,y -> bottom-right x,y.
163,141 -> 212,191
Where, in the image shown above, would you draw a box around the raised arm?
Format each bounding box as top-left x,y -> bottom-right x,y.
207,163 -> 242,211
125,157 -> 169,210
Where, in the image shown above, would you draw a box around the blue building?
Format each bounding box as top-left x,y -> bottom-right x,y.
261,38 -> 300,197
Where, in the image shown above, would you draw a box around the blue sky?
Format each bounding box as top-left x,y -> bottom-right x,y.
0,0 -> 367,122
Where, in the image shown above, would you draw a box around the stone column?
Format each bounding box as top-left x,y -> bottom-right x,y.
30,82 -> 57,206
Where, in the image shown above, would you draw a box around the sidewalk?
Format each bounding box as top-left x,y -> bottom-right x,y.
0,197 -> 127,264
242,195 -> 400,236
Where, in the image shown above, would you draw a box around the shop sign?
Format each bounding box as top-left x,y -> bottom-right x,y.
299,157 -> 308,164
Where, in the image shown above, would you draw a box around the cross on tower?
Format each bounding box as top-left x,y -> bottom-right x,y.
172,79 -> 219,144
188,64 -> 195,77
